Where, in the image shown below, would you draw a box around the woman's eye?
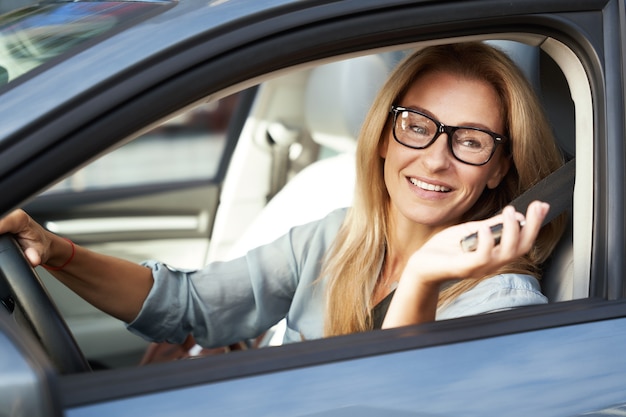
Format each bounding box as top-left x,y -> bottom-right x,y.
409,124 -> 429,135
459,138 -> 482,149
462,139 -> 482,149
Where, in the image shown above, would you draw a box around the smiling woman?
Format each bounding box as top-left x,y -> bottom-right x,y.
323,42 -> 566,334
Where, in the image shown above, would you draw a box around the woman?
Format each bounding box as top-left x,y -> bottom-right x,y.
0,42 -> 564,348
324,42 -> 564,335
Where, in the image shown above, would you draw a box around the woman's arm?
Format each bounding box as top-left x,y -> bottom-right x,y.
0,209 -> 153,323
382,201 -> 549,328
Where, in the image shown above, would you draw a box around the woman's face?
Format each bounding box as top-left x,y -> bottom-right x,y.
380,70 -> 510,229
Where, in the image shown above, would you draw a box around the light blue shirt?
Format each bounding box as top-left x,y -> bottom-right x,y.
128,208 -> 547,347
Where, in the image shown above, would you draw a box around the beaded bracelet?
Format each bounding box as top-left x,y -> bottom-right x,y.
42,238 -> 75,271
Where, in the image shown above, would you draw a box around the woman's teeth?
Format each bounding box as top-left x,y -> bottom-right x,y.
410,178 -> 451,192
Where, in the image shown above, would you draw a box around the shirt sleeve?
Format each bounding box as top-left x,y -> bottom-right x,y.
436,274 -> 548,321
126,208 -> 346,347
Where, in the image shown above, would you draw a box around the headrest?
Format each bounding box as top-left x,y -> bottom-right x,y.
488,40 -> 575,157
487,40 -> 541,92
304,54 -> 390,153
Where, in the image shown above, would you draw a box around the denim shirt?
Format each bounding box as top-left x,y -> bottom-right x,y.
128,208 -> 547,347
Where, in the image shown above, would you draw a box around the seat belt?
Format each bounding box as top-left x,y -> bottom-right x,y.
509,157 -> 576,225
461,158 -> 575,252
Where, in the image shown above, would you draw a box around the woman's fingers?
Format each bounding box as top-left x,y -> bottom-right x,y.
23,247 -> 44,267
517,201 -> 549,251
494,205 -> 523,256
0,209 -> 27,235
0,209 -> 50,266
440,201 -> 549,280
403,201 -> 551,286
478,201 -> 548,264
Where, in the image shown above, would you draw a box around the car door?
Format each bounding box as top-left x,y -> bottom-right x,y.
2,0 -> 626,416
56,1 -> 624,415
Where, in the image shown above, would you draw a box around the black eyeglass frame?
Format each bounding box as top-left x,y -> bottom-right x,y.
390,105 -> 509,166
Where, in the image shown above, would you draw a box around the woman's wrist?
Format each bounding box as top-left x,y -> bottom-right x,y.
42,236 -> 75,271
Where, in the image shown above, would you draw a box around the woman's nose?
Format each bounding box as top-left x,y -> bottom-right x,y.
420,133 -> 452,170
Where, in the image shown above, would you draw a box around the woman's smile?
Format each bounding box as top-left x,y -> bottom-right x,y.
408,177 -> 452,193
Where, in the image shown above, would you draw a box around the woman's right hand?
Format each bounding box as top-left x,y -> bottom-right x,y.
0,209 -> 56,268
0,209 -> 154,323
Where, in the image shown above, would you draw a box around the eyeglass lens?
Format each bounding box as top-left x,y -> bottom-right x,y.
394,109 -> 497,165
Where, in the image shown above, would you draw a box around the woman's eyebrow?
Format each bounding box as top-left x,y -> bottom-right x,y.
400,104 -> 498,132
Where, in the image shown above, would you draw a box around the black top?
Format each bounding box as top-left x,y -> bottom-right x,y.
371,290 -> 395,329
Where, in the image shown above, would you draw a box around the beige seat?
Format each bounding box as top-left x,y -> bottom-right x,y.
227,54 -> 393,346
228,54 -> 392,257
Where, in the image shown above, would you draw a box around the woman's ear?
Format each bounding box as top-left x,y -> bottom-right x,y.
486,155 -> 510,189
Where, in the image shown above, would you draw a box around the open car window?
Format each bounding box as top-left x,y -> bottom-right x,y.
27,36 -> 590,372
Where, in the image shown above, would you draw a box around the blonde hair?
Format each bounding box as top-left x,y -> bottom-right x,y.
322,42 -> 566,336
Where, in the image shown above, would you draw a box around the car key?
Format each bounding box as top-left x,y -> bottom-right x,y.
460,220 -> 526,252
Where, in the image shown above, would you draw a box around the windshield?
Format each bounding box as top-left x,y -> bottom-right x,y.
0,1 -> 172,87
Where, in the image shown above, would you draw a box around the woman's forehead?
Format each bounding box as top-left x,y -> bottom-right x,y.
399,71 -> 505,132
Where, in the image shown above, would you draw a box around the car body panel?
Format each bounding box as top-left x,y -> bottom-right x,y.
63,301 -> 626,417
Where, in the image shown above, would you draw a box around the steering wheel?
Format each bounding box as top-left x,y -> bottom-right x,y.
0,234 -> 91,374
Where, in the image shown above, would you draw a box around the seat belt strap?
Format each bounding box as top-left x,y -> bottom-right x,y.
508,158 -> 575,226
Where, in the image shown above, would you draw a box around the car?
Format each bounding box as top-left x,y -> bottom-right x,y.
0,0 -> 625,416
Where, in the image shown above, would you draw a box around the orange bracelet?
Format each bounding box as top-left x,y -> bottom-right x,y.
42,238 -> 75,271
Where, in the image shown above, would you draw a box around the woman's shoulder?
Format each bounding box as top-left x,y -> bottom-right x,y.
474,273 -> 544,292
240,207 -> 348,264
436,273 -> 548,320
315,207 -> 349,224
289,207 -> 348,239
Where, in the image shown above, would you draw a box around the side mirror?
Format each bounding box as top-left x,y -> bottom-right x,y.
0,308 -> 62,417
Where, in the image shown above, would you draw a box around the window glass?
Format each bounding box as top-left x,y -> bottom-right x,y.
46,94 -> 240,193
0,0 -> 172,87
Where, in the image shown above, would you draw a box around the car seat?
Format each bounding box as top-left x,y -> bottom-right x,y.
532,48 -> 577,302
227,53 -> 393,257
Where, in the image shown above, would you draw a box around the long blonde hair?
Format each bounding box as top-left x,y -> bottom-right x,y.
322,42 -> 566,336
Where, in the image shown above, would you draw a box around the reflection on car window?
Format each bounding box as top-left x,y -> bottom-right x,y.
47,94 -> 240,193
0,1 -> 172,86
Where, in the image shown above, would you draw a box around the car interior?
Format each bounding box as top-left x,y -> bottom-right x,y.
29,34 -> 589,369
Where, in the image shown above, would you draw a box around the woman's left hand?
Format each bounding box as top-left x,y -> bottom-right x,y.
382,200 -> 549,328
409,200 -> 548,284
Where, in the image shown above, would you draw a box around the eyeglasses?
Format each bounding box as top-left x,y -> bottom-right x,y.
390,105 -> 508,166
